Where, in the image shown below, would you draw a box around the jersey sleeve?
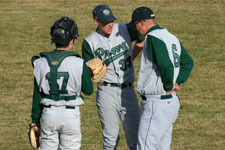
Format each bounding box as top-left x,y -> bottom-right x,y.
146,35 -> 174,91
126,22 -> 145,42
176,43 -> 194,85
81,61 -> 93,96
82,39 -> 94,62
31,78 -> 43,124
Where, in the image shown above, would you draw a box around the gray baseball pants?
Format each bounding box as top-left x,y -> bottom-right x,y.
96,84 -> 140,150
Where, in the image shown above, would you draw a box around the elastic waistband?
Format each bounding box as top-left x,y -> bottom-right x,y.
43,94 -> 76,101
43,105 -> 75,109
100,82 -> 133,88
141,94 -> 173,100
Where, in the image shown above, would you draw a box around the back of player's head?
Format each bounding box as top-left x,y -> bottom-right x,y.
50,16 -> 79,46
132,6 -> 155,23
93,5 -> 117,25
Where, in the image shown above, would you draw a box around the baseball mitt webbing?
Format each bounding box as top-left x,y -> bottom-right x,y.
86,58 -> 107,82
28,124 -> 40,149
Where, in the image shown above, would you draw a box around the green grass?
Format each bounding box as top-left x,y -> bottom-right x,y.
0,0 -> 225,149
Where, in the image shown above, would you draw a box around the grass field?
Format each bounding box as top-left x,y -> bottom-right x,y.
0,0 -> 225,150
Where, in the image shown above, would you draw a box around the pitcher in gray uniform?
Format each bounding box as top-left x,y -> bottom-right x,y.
30,16 -> 93,150
131,7 -> 194,150
82,5 -> 144,150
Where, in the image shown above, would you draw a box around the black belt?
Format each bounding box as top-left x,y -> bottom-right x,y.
43,105 -> 75,109
43,94 -> 76,101
101,82 -> 132,88
141,94 -> 172,100
141,95 -> 147,100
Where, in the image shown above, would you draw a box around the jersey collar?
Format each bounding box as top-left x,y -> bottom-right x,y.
145,25 -> 162,36
53,49 -> 80,56
96,28 -> 111,38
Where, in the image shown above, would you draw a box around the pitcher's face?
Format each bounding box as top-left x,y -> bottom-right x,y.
95,20 -> 114,36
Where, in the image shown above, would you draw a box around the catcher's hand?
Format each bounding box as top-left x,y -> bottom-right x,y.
28,123 -> 40,149
86,58 -> 106,82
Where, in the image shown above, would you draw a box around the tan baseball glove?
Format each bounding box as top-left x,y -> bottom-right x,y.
86,58 -> 107,82
28,123 -> 40,149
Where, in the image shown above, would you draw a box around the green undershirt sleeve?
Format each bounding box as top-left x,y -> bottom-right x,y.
81,61 -> 93,96
126,22 -> 145,42
176,43 -> 194,85
146,35 -> 174,91
82,40 -> 94,62
31,78 -> 43,124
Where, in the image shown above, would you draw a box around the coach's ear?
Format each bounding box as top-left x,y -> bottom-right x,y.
31,56 -> 40,68
94,17 -> 99,25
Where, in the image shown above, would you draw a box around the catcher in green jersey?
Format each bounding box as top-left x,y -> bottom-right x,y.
132,7 -> 194,150
82,5 -> 144,150
29,16 -> 93,150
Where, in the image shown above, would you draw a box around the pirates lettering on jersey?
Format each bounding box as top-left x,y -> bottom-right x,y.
94,42 -> 129,66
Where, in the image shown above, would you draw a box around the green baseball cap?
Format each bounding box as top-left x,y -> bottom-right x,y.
132,6 -> 155,23
93,5 -> 117,25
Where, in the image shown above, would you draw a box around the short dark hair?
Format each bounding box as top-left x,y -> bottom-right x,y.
55,43 -> 69,48
55,39 -> 75,48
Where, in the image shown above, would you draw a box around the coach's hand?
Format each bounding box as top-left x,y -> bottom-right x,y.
166,83 -> 181,95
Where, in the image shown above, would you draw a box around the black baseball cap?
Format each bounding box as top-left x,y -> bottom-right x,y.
93,5 -> 117,25
132,6 -> 155,23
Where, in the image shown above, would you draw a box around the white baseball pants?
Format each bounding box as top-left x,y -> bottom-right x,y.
39,106 -> 81,150
137,92 -> 180,150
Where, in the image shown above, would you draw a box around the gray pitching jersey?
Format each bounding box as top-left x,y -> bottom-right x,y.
85,23 -> 134,84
